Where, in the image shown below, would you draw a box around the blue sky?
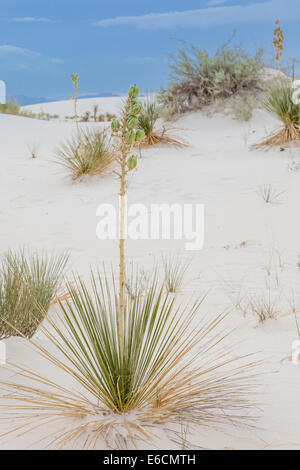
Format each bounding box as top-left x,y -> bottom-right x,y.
1,0 -> 300,101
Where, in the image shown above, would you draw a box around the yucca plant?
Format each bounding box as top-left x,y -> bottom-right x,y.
0,250 -> 68,339
57,128 -> 115,179
137,98 -> 184,147
256,83 -> 300,147
0,271 -> 257,449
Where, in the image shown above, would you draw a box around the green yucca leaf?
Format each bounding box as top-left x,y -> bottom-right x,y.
264,83 -> 300,125
138,100 -> 160,137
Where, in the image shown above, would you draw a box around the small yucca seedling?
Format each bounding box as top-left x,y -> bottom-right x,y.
137,98 -> 184,147
0,250 -> 68,339
258,184 -> 285,204
27,142 -> 40,159
255,83 -> 300,147
57,128 -> 115,179
162,254 -> 189,293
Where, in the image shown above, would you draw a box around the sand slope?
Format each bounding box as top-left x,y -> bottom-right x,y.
1,98 -> 300,449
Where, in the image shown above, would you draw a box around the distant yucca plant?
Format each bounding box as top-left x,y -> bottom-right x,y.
0,250 -> 68,339
137,98 -> 184,147
0,271 -> 258,449
57,128 -> 115,179
255,82 -> 300,147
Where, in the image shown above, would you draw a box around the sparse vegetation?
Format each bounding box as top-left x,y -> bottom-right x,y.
256,82 -> 300,147
162,254 -> 189,293
137,98 -> 184,146
0,250 -> 68,339
258,184 -> 285,203
0,84 -> 258,450
57,128 -> 115,179
28,142 -> 40,159
0,98 -> 19,115
0,98 -> 59,120
158,37 -> 264,121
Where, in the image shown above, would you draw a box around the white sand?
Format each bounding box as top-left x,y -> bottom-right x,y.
0,96 -> 300,449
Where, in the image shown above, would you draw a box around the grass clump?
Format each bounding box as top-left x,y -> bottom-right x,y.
0,250 -> 68,339
158,38 -> 264,120
57,128 -> 115,179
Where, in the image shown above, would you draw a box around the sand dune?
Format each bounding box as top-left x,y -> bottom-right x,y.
1,98 -> 300,449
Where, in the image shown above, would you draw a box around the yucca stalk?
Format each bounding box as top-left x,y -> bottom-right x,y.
110,85 -> 145,352
70,73 -> 81,140
0,271 -> 258,449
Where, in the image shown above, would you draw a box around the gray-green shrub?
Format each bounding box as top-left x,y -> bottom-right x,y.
158,41 -> 264,120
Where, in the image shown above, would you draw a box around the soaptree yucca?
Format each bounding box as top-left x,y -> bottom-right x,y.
0,85 -> 258,450
137,98 -> 184,147
255,82 -> 300,147
57,74 -> 115,178
0,272 -> 257,449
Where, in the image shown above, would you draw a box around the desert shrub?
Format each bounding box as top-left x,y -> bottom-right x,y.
0,250 -> 68,339
0,99 -> 59,120
158,41 -> 264,119
0,98 -> 20,115
57,128 -> 115,179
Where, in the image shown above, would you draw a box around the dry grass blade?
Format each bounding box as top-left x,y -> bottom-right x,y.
0,270 -> 260,449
